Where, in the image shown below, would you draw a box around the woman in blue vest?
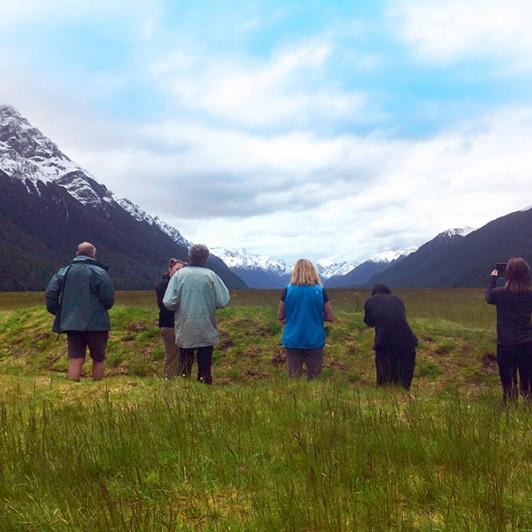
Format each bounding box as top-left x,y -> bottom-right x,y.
278,259 -> 335,378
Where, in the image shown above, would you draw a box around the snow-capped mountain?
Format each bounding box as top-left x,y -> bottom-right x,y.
211,248 -> 291,275
208,248 -> 290,289
316,261 -> 358,279
324,254 -> 409,288
370,247 -> 418,263
0,105 -> 191,248
0,105 -> 244,289
436,227 -> 475,240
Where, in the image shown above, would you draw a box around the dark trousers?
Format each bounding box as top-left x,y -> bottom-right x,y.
179,346 -> 213,384
497,343 -> 532,401
375,345 -> 416,390
285,348 -> 323,379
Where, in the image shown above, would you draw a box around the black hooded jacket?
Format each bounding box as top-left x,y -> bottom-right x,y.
364,287 -> 417,348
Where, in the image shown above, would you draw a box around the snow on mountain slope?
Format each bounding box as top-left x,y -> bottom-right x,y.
210,248 -> 291,274
0,105 -> 86,184
116,197 -> 191,248
316,261 -> 358,278
438,227 -> 475,239
211,248 -> 364,280
370,247 -> 417,262
0,105 -> 190,248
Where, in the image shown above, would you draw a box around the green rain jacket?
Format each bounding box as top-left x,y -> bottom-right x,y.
45,256 -> 115,333
163,266 -> 230,348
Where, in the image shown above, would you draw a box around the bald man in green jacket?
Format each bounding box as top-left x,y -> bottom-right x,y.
45,242 -> 114,381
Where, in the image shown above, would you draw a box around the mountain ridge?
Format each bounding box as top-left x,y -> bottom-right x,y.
368,214 -> 532,288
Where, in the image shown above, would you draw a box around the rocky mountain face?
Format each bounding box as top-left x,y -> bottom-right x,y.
0,105 -> 246,290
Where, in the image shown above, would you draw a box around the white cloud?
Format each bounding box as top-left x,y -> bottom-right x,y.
389,0 -> 532,69
151,41 -> 372,129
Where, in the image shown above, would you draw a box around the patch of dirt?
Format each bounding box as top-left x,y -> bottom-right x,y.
481,352 -> 497,372
271,349 -> 286,366
327,358 -> 349,371
126,322 -> 147,332
343,342 -> 357,356
245,368 -> 269,379
218,335 -> 234,350
253,323 -> 276,337
244,345 -> 261,358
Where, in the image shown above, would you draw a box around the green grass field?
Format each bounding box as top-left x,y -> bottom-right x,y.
0,290 -> 530,530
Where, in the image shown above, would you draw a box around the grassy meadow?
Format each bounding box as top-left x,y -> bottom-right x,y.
0,289 -> 530,530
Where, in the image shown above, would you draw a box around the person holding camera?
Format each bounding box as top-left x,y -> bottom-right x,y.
486,257 -> 532,402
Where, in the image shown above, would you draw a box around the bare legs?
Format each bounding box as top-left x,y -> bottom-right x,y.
68,358 -> 84,381
68,358 -> 105,381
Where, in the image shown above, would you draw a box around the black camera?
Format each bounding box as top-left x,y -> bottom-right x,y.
495,262 -> 507,276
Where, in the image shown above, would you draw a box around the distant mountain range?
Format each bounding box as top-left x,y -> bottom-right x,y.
211,248 -> 359,289
0,105 -> 245,290
325,256 -> 407,288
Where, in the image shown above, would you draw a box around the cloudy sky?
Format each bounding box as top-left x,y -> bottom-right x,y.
2,0 -> 532,264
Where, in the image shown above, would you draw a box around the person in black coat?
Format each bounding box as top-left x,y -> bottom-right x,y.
486,257 -> 532,402
364,284 -> 418,390
156,258 -> 184,377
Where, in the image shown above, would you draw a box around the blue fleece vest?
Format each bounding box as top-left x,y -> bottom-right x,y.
282,284 -> 325,349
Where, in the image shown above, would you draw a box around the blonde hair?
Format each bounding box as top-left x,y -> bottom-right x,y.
290,259 -> 321,286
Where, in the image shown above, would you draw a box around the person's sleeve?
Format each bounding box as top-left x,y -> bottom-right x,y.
44,272 -> 61,315
363,300 -> 375,327
156,281 -> 166,311
323,289 -> 329,304
485,276 -> 498,304
280,287 -> 287,302
163,275 -> 179,311
97,271 -> 115,309
214,275 -> 230,309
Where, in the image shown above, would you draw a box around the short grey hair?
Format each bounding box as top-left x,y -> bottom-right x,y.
188,244 -> 209,266
77,241 -> 96,258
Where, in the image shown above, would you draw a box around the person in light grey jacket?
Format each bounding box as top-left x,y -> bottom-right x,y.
163,244 -> 230,384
